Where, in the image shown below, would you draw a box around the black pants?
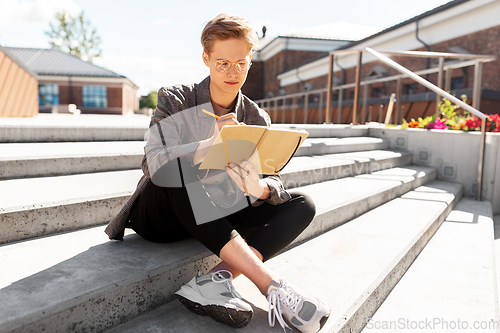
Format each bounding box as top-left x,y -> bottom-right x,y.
128,180 -> 315,262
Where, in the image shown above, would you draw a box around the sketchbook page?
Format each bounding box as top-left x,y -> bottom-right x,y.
199,125 -> 266,170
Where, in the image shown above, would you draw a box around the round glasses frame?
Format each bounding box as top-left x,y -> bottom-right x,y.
212,58 -> 252,73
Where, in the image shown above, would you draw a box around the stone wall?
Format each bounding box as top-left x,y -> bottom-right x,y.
369,126 -> 500,214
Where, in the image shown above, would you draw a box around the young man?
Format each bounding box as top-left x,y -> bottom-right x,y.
105,13 -> 330,333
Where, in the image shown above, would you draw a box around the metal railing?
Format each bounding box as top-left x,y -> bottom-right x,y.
256,48 -> 496,200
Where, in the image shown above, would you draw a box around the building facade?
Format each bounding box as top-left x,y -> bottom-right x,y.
243,21 -> 380,101
0,46 -> 38,117
246,0 -> 500,123
3,47 -> 139,116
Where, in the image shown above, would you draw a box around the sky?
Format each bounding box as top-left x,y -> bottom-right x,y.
0,0 -> 453,95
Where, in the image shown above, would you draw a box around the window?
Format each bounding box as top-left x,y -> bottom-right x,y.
451,77 -> 464,90
403,83 -> 418,95
83,85 -> 107,108
38,84 -> 59,106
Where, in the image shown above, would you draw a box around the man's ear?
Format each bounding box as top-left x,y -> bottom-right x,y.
202,52 -> 209,67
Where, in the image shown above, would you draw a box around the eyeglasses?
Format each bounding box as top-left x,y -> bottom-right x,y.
212,58 -> 252,73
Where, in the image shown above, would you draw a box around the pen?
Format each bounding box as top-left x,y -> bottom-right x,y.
202,109 -> 220,119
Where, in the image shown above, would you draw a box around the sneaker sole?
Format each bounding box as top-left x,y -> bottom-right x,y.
176,294 -> 253,328
319,315 -> 329,330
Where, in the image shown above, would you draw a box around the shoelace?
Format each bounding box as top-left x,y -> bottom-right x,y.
267,280 -> 302,332
211,270 -> 242,298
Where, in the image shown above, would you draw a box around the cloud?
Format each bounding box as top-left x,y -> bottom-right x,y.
151,18 -> 169,27
0,0 -> 80,28
93,53 -> 210,96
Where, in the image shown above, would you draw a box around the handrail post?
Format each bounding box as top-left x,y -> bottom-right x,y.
362,84 -> 368,124
325,53 -> 334,124
395,77 -> 402,125
473,61 -> 483,110
304,93 -> 309,124
473,60 -> 484,201
282,97 -> 286,123
436,57 -> 445,116
352,51 -> 362,124
445,68 -> 452,92
477,118 -> 486,201
274,99 -> 278,121
318,91 -> 323,124
338,88 -> 343,123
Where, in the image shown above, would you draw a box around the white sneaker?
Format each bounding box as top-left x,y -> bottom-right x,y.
267,279 -> 330,333
175,270 -> 253,328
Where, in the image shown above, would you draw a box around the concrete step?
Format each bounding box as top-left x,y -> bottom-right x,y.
296,137 -> 389,156
0,166 -> 438,332
0,136 -> 387,179
0,169 -> 143,244
0,115 -> 367,143
0,114 -> 150,143
360,198 -> 497,333
0,150 -> 411,244
0,141 -> 145,179
103,180 -> 463,333
272,123 -> 369,138
282,149 -> 411,189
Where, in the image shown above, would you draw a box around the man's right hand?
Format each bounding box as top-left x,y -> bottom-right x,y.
213,112 -> 243,136
193,113 -> 244,165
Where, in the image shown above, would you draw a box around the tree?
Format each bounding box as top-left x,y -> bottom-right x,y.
45,11 -> 102,63
139,91 -> 158,110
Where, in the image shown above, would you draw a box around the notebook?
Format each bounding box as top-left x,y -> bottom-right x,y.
199,125 -> 308,175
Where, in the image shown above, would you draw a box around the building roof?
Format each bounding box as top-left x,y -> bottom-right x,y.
0,45 -> 38,78
337,0 -> 469,51
281,22 -> 381,41
256,22 -> 380,53
4,47 -> 125,78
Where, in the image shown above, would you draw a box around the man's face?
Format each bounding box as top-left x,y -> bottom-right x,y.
203,38 -> 252,101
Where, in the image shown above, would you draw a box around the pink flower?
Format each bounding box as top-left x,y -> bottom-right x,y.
425,118 -> 448,130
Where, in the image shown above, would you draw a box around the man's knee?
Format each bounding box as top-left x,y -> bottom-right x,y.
290,191 -> 316,223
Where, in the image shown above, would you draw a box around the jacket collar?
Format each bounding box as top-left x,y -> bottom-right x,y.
197,76 -> 244,122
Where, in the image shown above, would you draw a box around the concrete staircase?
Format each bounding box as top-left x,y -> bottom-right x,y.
0,115 -> 496,333
360,199 -> 498,333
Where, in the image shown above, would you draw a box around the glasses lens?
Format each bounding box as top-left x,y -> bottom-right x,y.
215,61 -> 230,73
214,60 -> 251,73
236,61 -> 249,73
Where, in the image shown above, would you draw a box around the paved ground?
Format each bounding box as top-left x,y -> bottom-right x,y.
0,113 -> 151,127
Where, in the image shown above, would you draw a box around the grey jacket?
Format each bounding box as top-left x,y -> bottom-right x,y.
104,76 -> 291,240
